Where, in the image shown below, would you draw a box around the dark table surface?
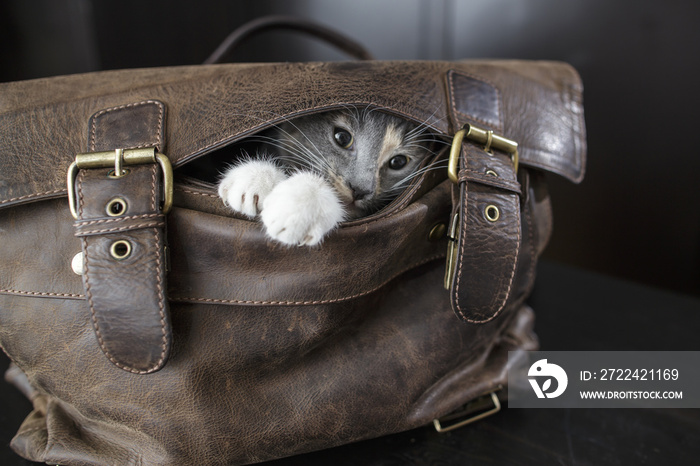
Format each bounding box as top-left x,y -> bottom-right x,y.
2,261 -> 699,465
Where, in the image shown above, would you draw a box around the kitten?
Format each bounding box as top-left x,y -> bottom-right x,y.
218,109 -> 436,246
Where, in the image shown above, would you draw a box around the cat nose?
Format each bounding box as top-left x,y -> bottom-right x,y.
350,186 -> 371,201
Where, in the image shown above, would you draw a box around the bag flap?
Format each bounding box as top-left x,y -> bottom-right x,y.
0,60 -> 585,210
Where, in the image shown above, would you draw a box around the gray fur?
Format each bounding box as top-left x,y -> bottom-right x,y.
269,108 -> 437,219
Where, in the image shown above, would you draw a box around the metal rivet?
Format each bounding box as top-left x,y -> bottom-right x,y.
71,252 -> 84,275
486,169 -> 499,177
485,205 -> 500,222
429,223 -> 447,242
110,240 -> 132,260
106,198 -> 128,217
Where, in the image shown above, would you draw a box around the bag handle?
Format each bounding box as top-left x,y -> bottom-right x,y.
203,15 -> 375,64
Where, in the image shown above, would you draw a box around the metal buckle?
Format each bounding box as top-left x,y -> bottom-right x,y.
447,124 -> 519,184
67,147 -> 173,219
433,391 -> 501,433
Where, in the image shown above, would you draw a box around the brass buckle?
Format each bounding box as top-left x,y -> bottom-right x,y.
447,124 -> 519,184
433,391 -> 501,433
67,147 -> 173,219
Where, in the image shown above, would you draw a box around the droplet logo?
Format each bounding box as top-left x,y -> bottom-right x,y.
528,359 -> 568,399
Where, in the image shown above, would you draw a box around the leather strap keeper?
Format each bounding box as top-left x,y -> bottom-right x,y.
73,100 -> 172,374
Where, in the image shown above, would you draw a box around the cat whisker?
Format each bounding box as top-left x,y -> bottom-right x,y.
245,135 -> 335,176
404,107 -> 448,139
335,104 -> 361,125
386,161 -> 449,192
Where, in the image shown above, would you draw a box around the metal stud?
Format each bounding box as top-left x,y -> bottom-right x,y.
110,240 -> 132,260
106,198 -> 128,217
485,205 -> 500,222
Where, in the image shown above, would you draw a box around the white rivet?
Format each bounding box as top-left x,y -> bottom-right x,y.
71,252 -> 84,275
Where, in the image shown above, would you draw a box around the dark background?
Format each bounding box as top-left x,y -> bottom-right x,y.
2,0 -> 699,297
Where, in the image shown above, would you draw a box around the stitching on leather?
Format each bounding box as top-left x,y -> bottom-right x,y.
175,186 -> 219,199
0,289 -> 84,299
76,221 -> 165,236
0,189 -> 66,206
89,100 -> 165,151
75,214 -> 162,227
171,253 -> 445,306
453,154 -> 469,321
153,227 -> 168,371
149,163 -> 167,372
138,164 -> 168,374
155,100 -> 165,151
447,70 -> 503,131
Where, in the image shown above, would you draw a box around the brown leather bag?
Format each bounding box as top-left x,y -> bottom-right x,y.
0,18 -> 586,465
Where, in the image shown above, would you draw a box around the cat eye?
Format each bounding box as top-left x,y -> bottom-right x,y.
388,155 -> 408,170
333,128 -> 354,149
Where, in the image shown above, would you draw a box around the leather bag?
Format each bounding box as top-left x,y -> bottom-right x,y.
0,18 -> 586,465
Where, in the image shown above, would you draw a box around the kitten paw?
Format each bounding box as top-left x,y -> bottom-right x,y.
261,172 -> 345,246
218,160 -> 287,217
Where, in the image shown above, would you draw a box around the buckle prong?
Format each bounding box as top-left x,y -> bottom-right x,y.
113,148 -> 125,178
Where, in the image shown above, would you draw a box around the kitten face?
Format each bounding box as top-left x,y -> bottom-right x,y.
277,109 -> 434,219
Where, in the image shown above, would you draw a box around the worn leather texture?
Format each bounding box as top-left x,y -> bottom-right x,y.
0,60 -> 585,465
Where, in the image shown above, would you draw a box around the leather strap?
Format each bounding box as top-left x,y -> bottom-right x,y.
446,70 -> 523,323
73,100 -> 172,374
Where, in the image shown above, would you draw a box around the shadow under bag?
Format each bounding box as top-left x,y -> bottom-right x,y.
0,54 -> 585,464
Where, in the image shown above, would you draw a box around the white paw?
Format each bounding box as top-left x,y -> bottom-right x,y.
261,172 -> 346,246
218,159 -> 287,217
